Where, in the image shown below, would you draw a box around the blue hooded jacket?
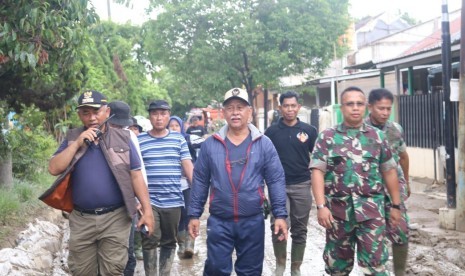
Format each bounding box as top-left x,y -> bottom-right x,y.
188,123 -> 287,221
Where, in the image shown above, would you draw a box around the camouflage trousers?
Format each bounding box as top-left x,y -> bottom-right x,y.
385,201 -> 409,245
324,216 -> 388,276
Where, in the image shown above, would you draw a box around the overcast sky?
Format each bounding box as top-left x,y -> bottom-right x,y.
349,0 -> 461,21
89,0 -> 462,25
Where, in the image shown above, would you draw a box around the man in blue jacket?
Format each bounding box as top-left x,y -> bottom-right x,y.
188,87 -> 288,275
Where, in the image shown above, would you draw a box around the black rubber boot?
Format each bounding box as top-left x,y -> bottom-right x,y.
142,249 -> 158,276
159,248 -> 175,276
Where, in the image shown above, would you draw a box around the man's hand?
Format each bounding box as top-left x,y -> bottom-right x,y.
390,207 -> 401,227
317,207 -> 335,229
188,218 -> 200,239
406,182 -> 411,198
137,208 -> 155,236
78,127 -> 99,146
273,218 -> 288,241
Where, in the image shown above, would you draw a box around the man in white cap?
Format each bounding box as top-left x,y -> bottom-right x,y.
188,88 -> 288,275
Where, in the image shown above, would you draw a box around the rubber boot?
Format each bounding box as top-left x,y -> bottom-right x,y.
273,241 -> 287,276
143,249 -> 158,276
183,231 -> 195,258
392,244 -> 408,276
177,230 -> 186,256
290,243 -> 306,276
134,233 -> 143,260
159,248 -> 175,276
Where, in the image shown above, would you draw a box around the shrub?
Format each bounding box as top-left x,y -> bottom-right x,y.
6,105 -> 57,180
13,180 -> 34,202
0,191 -> 20,224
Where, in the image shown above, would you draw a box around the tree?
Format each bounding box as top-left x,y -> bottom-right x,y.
0,0 -> 97,184
141,0 -> 350,115
84,21 -> 169,115
400,12 -> 419,26
0,0 -> 99,112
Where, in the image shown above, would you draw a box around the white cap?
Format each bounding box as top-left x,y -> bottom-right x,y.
223,88 -> 250,106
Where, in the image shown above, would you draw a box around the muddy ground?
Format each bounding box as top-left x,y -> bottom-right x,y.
2,188 -> 465,275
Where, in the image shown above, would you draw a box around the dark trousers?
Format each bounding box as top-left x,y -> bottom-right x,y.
124,217 -> 136,276
204,214 -> 264,276
178,188 -> 191,232
142,205 -> 182,250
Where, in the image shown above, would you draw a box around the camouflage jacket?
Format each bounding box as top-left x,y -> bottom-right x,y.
310,123 -> 397,222
365,116 -> 408,200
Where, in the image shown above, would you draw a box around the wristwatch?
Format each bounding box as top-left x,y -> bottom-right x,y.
316,204 -> 326,210
391,204 -> 401,210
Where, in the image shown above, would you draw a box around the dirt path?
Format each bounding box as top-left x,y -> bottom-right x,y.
2,191 -> 465,275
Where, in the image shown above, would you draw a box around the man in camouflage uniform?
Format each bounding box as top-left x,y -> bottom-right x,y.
366,88 -> 410,276
310,86 -> 401,276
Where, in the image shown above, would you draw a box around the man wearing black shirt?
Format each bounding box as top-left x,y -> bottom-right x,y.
265,91 -> 318,276
186,116 -> 206,137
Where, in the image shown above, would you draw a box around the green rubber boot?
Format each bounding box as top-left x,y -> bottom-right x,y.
177,230 -> 186,256
290,243 -> 306,276
392,244 -> 408,276
273,241 -> 287,276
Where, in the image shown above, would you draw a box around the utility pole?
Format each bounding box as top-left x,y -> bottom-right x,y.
107,0 -> 112,21
455,0 -> 465,232
441,0 -> 456,208
264,87 -> 269,129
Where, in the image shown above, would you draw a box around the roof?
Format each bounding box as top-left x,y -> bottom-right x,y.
402,16 -> 461,56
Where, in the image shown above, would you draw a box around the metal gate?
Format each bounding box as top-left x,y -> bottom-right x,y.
398,93 -> 458,149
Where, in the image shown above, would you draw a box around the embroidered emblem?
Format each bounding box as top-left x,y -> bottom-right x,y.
297,132 -> 308,143
82,91 -> 94,104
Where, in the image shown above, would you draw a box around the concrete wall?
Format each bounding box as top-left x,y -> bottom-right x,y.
407,147 -> 438,180
406,147 -> 459,183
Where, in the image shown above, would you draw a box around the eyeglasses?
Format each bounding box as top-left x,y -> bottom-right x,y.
343,101 -> 365,107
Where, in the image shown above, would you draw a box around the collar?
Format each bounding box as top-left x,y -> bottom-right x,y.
278,117 -> 301,128
336,122 -> 368,133
365,115 -> 393,131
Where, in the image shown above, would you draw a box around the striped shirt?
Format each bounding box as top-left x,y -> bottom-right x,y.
138,130 -> 191,208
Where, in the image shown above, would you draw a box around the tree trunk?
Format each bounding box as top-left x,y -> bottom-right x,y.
0,151 -> 13,188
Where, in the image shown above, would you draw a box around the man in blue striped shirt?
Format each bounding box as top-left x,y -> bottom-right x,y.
138,100 -> 194,275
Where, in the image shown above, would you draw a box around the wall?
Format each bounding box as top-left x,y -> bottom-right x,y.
407,147 -> 438,180
406,147 -> 459,182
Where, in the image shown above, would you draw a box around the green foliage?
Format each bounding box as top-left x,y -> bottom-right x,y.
0,172 -> 54,227
143,0 -> 350,108
6,105 -> 57,180
0,0 -> 99,112
400,12 -> 418,26
14,180 -> 34,202
0,191 -> 20,224
83,21 -> 169,115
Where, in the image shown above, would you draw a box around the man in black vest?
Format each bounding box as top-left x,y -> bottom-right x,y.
265,91 -> 318,275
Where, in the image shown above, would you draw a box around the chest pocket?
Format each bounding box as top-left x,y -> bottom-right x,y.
109,145 -> 130,166
327,155 -> 346,174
